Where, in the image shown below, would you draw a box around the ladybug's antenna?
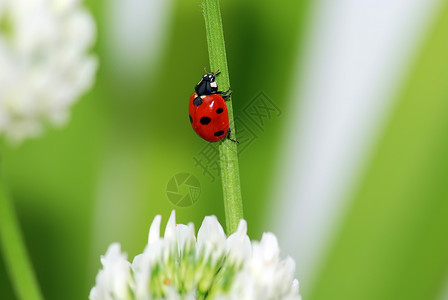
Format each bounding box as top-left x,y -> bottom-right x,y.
214,69 -> 221,76
203,66 -> 208,73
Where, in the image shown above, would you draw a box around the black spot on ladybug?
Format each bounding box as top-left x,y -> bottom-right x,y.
216,108 -> 223,114
193,96 -> 203,106
214,130 -> 225,137
200,117 -> 211,125
189,115 -> 192,123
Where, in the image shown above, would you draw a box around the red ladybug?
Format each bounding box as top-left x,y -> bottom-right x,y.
189,71 -> 236,142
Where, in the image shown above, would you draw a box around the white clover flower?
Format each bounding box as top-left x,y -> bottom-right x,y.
0,0 -> 97,142
90,211 -> 301,300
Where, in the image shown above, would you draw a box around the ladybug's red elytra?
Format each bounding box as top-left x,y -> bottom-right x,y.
189,70 -> 237,143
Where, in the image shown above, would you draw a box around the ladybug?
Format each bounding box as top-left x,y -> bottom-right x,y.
189,70 -> 237,142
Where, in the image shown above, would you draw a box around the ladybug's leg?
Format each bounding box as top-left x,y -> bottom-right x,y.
218,88 -> 232,100
227,128 -> 239,143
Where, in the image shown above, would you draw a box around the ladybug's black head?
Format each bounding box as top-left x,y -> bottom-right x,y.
195,71 -> 219,96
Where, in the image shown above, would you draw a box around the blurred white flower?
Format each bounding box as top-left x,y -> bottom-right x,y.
0,0 -> 97,143
90,211 -> 301,300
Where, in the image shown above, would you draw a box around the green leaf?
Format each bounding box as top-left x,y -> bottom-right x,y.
309,4 -> 448,300
0,173 -> 43,300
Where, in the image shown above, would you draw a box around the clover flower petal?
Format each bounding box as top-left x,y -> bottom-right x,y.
91,212 -> 301,300
0,0 -> 97,142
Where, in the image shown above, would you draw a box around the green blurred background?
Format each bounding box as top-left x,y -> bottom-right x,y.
1,0 -> 448,299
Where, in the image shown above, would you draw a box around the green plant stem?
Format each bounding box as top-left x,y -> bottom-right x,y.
202,0 -> 244,234
0,161 -> 43,300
